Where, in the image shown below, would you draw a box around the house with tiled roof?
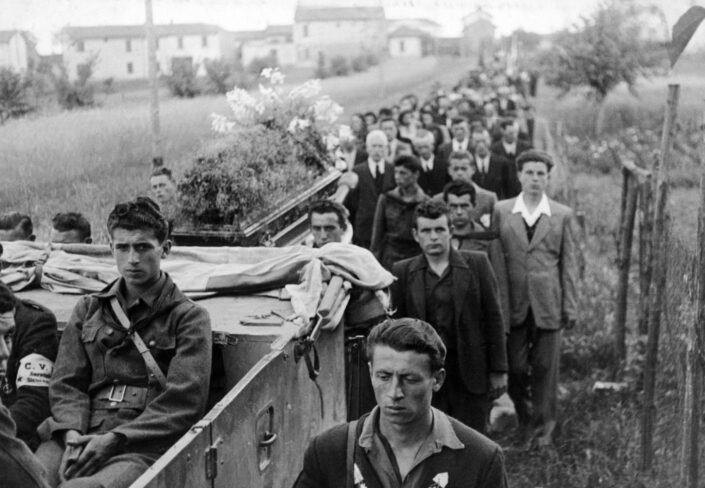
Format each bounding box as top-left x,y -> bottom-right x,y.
239,25 -> 296,67
293,4 -> 387,66
388,25 -> 434,58
0,30 -> 39,72
60,23 -> 225,81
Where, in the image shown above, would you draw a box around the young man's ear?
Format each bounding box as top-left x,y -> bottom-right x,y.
161,240 -> 172,258
432,368 -> 446,392
84,237 -> 93,244
412,228 -> 419,243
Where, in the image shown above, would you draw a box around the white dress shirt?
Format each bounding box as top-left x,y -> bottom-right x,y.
502,141 -> 517,156
476,155 -> 490,174
420,155 -> 434,172
368,158 -> 385,178
452,139 -> 469,152
512,192 -> 551,227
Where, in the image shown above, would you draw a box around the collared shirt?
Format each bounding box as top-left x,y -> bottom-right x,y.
420,155 -> 434,172
476,155 -> 490,174
368,158 -> 385,178
512,192 -> 551,227
452,139 -> 468,152
424,264 -> 455,360
113,271 -> 168,325
502,141 -> 517,156
358,406 -> 465,488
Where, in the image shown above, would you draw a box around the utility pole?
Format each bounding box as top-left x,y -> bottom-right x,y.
145,0 -> 163,168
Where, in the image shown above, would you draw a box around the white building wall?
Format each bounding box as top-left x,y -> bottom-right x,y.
63,32 -> 222,81
0,34 -> 30,72
293,19 -> 386,65
389,37 -> 422,57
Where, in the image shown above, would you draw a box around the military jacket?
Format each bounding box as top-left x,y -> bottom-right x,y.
40,273 -> 212,455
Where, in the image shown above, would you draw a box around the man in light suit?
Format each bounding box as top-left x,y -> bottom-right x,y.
391,200 -> 507,434
344,130 -> 396,249
492,149 -> 578,448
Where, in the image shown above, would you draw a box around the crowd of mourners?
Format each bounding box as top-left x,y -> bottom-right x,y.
0,62 -> 576,488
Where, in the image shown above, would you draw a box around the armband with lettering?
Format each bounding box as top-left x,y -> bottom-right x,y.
16,353 -> 54,388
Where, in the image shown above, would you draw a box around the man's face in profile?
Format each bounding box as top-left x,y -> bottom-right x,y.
150,175 -> 177,205
310,212 -> 343,247
0,225 -> 33,242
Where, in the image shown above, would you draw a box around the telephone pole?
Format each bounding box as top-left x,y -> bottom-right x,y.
145,0 -> 163,168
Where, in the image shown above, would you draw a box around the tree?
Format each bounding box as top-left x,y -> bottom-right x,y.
540,1 -> 667,132
0,68 -> 33,123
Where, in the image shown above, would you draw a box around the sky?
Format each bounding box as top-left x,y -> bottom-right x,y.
2,0 -> 703,54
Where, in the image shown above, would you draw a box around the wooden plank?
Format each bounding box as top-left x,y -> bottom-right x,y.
208,323 -> 345,488
130,420 -> 213,488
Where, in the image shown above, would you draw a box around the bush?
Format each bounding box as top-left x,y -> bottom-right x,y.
329,55 -> 350,77
203,59 -> 232,94
350,55 -> 368,73
166,62 -> 200,98
0,68 -> 33,123
54,58 -> 96,110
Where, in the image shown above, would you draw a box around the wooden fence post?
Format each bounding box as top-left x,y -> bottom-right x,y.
638,169 -> 655,336
640,84 -> 679,473
614,167 -> 639,361
679,100 -> 705,488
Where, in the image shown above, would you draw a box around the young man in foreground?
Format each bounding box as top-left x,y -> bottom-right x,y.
294,318 -> 507,488
36,197 -> 212,488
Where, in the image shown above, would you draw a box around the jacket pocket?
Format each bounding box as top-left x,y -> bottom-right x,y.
81,324 -> 100,343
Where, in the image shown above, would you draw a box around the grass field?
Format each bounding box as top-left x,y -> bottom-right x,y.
0,56 -> 472,242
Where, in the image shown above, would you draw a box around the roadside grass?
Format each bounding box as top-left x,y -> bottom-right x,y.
0,56 -> 471,242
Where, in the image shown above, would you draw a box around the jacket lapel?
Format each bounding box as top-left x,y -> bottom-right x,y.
508,211 -> 529,249
528,213 -> 552,250
450,250 -> 470,327
408,257 -> 427,320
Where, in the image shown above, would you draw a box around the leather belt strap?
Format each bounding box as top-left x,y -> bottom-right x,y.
109,297 -> 168,389
91,384 -> 150,410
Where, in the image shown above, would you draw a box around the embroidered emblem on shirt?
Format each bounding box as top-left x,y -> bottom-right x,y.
429,472 -> 449,487
15,353 -> 54,388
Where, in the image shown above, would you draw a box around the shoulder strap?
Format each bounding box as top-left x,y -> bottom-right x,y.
109,297 -> 168,389
345,419 -> 359,488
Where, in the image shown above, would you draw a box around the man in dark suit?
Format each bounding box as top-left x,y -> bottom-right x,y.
391,199 -> 507,434
473,129 -> 520,200
436,116 -> 471,163
490,119 -> 532,165
492,150 -> 578,448
344,130 -> 396,249
379,117 -> 413,163
413,129 -> 448,196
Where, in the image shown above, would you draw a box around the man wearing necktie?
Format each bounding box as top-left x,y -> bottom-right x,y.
414,130 -> 449,196
492,150 -> 578,449
345,130 -> 396,249
471,129 -> 519,200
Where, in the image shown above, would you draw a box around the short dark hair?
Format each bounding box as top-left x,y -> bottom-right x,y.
516,149 -> 554,171
448,150 -> 476,168
398,109 -> 414,125
393,154 -> 423,173
107,196 -> 169,243
0,212 -> 33,238
308,200 -> 348,230
499,118 -> 516,130
379,116 -> 397,127
443,180 -> 476,206
450,116 -> 469,126
52,212 -> 92,242
150,167 -> 174,181
367,318 -> 446,373
364,111 -> 378,124
378,107 -> 393,118
0,281 -> 16,314
412,199 -> 450,228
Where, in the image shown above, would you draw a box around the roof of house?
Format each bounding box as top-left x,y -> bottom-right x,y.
61,23 -> 222,40
264,24 -> 293,37
0,30 -> 36,45
389,18 -> 441,28
294,6 -> 385,22
388,26 -> 431,39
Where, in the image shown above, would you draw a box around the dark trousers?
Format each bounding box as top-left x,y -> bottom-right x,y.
507,310 -> 561,438
432,366 -> 490,435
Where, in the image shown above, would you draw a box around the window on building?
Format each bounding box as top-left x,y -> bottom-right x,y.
127,62 -> 133,74
178,37 -> 184,49
303,24 -> 309,37
126,39 -> 132,52
399,40 -> 405,53
202,35 -> 208,47
77,41 -> 85,52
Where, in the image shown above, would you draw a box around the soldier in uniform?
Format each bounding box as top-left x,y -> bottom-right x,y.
36,197 -> 212,488
0,281 -> 58,451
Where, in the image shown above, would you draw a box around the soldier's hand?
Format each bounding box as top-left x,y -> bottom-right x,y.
64,432 -> 125,480
488,372 -> 508,400
59,430 -> 83,483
